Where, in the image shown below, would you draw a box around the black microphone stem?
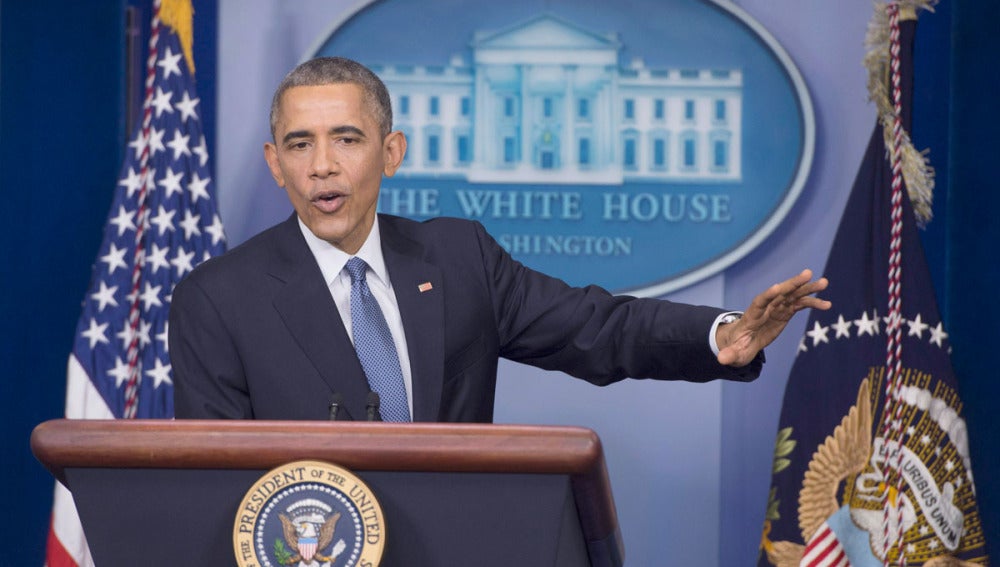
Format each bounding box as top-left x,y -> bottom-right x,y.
328,392 -> 343,421
366,391 -> 381,422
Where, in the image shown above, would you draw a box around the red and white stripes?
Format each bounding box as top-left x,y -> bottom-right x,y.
803,523 -> 851,567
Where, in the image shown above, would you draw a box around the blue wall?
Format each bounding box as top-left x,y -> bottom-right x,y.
0,1 -> 994,564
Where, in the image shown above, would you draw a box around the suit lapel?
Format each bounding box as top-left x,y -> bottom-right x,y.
380,217 -> 444,422
267,216 -> 371,420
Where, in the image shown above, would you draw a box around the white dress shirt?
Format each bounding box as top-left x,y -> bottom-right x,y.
297,217 -> 414,416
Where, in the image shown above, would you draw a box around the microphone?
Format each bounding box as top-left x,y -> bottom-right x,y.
366,391 -> 382,422
328,392 -> 344,421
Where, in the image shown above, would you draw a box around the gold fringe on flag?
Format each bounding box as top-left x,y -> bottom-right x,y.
864,0 -> 937,226
159,0 -> 196,75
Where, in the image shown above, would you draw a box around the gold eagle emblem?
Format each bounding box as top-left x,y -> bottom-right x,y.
278,511 -> 341,564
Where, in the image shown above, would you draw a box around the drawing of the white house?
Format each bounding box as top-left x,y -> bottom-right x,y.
369,14 -> 742,185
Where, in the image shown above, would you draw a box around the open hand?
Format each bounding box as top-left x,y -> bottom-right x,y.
716,269 -> 831,367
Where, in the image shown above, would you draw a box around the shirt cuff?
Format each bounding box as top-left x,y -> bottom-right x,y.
709,311 -> 742,356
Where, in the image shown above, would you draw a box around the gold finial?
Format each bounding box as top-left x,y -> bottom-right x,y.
159,0 -> 196,75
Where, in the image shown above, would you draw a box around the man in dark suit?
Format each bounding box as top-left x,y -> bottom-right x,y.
169,57 -> 830,422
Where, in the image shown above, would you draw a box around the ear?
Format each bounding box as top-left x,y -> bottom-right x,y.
263,142 -> 286,187
382,130 -> 407,177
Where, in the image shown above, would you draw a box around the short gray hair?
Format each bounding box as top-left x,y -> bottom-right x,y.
269,57 -> 393,140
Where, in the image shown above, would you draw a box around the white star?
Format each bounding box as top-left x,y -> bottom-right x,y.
192,135 -> 209,167
907,313 -> 930,339
906,543 -> 916,554
945,460 -> 955,472
797,336 -> 808,353
137,209 -> 151,233
151,86 -> 174,118
166,129 -> 191,160
855,310 -> 880,337
832,315 -> 853,339
146,357 -> 173,388
90,281 -> 119,312
157,46 -> 183,79
139,319 -> 152,347
929,322 -> 949,347
147,126 -> 166,157
919,525 -> 930,536
116,321 -> 135,351
206,214 -> 226,245
158,166 -> 184,198
127,130 -> 146,160
929,539 -> 940,550
806,320 -> 830,346
118,167 -> 143,199
156,321 -> 170,353
139,282 -> 163,312
175,91 -> 200,122
101,243 -> 128,275
149,205 -> 176,236
109,205 -> 136,237
144,166 -> 157,194
187,172 -> 210,203
146,242 -> 171,274
171,246 -> 195,276
884,311 -> 905,334
179,210 -> 202,239
81,318 -> 110,349
906,426 -> 916,436
921,435 -> 931,444
107,356 -> 133,388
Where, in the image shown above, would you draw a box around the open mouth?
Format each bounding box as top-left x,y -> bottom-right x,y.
313,191 -> 346,212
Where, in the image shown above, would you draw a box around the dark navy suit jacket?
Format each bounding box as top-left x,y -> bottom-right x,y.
169,214 -> 761,422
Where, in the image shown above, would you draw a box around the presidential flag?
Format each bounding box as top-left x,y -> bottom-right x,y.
45,1 -> 225,565
758,4 -> 988,566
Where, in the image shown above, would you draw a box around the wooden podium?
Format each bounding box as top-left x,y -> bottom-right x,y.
32,419 -> 624,567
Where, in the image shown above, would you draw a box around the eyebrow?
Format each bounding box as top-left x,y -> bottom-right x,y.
281,125 -> 367,146
281,130 -> 312,145
329,125 -> 367,139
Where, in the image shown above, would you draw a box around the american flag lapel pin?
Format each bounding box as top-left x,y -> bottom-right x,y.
418,281 -> 433,293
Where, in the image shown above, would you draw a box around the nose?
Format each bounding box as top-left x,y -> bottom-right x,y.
309,139 -> 339,178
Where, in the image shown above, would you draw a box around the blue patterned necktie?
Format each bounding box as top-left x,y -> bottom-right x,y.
344,257 -> 411,422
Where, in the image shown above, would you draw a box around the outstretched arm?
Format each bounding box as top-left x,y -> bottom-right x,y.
716,269 -> 831,367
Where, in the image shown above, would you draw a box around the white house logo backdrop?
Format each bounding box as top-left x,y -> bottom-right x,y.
312,0 -> 814,295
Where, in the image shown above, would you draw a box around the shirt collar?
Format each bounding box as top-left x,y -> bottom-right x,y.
297,216 -> 391,289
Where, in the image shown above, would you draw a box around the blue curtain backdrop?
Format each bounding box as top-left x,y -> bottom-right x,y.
0,1 -> 994,564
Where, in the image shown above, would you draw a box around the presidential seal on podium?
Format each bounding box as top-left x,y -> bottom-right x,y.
234,460 -> 385,566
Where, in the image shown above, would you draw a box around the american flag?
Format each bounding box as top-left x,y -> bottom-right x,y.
45,1 -> 225,565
